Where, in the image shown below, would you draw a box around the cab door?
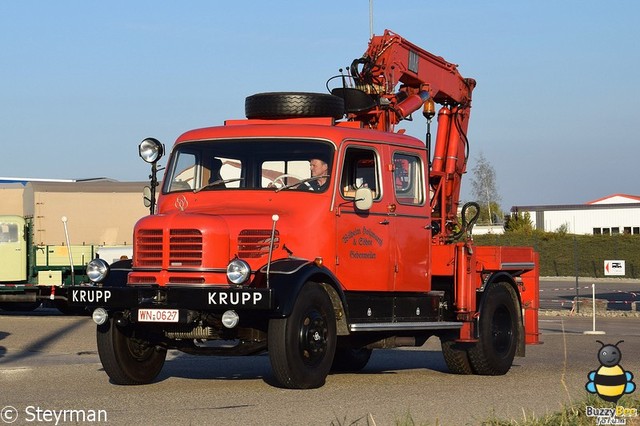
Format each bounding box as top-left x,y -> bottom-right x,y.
0,216 -> 27,282
335,144 -> 393,292
389,150 -> 431,292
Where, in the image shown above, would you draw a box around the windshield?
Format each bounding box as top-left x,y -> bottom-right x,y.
163,139 -> 334,193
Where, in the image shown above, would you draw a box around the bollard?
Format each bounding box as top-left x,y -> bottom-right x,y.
584,283 -> 605,335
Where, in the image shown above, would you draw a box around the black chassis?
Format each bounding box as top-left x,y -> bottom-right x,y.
66,258 -> 454,354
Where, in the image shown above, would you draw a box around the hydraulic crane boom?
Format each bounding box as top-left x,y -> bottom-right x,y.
354,30 -> 475,124
338,30 -> 477,242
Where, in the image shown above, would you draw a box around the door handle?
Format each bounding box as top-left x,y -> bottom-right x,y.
379,219 -> 389,225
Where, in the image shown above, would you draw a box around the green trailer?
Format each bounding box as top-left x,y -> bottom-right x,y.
0,215 -> 131,313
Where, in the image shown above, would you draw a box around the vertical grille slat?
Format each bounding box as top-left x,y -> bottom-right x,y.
238,229 -> 279,258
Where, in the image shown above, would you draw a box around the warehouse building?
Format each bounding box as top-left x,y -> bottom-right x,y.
0,178 -> 148,245
511,194 -> 640,235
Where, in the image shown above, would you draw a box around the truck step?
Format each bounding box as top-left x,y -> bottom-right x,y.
349,321 -> 462,332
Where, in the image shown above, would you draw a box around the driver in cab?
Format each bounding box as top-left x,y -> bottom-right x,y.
307,158 -> 329,191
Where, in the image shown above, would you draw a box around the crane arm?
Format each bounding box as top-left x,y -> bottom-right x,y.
347,30 -> 476,132
337,30 -> 477,243
357,30 -> 475,106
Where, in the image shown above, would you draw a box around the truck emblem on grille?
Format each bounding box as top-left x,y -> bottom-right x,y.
175,195 -> 188,211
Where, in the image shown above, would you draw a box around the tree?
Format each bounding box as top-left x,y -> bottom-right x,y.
505,211 -> 534,233
470,153 -> 502,224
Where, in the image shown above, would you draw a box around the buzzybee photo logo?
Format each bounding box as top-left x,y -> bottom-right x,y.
586,340 -> 635,403
585,340 -> 638,425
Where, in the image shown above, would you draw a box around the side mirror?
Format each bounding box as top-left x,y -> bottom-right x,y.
354,187 -> 373,211
143,186 -> 152,208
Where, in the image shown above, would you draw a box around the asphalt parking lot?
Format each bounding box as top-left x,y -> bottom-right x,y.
1,308 -> 639,425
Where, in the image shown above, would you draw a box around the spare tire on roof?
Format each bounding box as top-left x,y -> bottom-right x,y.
245,92 -> 345,119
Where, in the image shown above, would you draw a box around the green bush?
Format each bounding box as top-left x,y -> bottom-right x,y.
473,232 -> 640,278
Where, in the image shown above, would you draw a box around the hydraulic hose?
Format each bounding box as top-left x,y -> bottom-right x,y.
453,201 -> 480,241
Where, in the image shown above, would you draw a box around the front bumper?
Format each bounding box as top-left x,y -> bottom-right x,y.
66,285 -> 273,311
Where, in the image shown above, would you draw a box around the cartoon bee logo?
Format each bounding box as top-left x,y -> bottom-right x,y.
586,340 -> 636,403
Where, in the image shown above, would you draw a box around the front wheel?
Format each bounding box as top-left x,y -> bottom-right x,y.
468,282 -> 520,375
268,283 -> 337,389
96,317 -> 167,385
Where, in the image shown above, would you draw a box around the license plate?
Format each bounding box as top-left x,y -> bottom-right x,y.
138,309 -> 179,323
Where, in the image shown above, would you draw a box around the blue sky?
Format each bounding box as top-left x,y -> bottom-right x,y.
1,1 -> 638,209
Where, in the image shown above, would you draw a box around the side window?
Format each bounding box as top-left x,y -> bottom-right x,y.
340,147 -> 380,199
393,153 -> 424,205
0,223 -> 19,243
168,152 -> 197,191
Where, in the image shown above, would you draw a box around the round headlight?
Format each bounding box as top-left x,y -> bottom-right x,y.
226,259 -> 251,285
221,310 -> 239,328
86,258 -> 110,283
92,307 -> 109,325
139,138 -> 164,164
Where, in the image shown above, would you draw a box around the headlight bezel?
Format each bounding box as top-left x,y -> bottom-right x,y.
138,137 -> 164,164
226,258 -> 251,285
86,258 -> 110,283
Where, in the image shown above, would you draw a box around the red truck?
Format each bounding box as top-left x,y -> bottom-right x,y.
68,30 -> 539,389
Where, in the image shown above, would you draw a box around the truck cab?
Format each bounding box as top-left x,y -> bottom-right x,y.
136,118 -> 431,296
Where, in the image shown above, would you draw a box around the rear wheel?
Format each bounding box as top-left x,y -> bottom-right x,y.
440,333 -> 473,375
96,317 -> 167,385
268,283 -> 337,389
468,282 -> 519,375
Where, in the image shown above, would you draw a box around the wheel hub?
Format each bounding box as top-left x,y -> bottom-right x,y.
491,306 -> 513,355
299,311 -> 328,365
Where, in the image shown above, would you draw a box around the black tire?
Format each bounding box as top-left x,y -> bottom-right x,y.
331,346 -> 372,372
467,282 -> 520,375
268,283 -> 337,389
96,317 -> 167,385
245,92 -> 344,119
440,333 -> 473,375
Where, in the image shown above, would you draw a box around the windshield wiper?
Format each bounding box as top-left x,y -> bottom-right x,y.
194,178 -> 244,193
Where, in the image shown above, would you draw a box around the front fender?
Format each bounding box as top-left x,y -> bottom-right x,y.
262,259 -> 346,319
